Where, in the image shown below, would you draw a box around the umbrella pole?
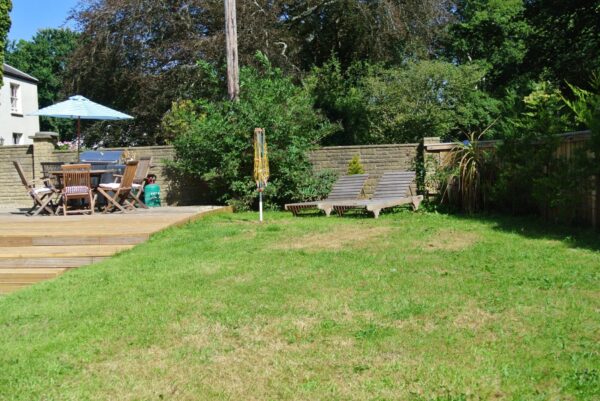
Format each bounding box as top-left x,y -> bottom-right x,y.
259,191 -> 263,222
77,117 -> 81,160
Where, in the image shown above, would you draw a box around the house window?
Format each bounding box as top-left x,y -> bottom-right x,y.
13,133 -> 23,145
10,84 -> 21,114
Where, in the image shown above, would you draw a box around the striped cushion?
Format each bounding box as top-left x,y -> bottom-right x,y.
99,182 -> 120,190
64,185 -> 89,194
33,187 -> 52,195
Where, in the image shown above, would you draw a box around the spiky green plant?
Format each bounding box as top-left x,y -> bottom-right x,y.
441,122 -> 497,214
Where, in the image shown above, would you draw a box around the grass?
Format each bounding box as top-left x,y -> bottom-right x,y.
0,210 -> 599,401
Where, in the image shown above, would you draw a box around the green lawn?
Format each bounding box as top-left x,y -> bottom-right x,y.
1,211 -> 599,400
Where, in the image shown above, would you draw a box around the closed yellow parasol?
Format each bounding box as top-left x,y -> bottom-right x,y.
253,128 -> 269,221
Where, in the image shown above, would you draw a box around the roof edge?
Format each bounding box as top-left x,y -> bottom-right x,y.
2,63 -> 39,84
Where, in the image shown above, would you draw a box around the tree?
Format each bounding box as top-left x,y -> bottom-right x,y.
525,0 -> 600,91
445,0 -> 531,94
0,0 -> 11,84
311,59 -> 500,145
65,0 -> 456,144
5,29 -> 79,135
363,61 -> 499,143
285,0 -> 453,69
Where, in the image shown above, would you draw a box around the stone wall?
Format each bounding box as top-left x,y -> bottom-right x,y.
1,138 -> 420,207
0,145 -> 34,206
0,138 -> 207,207
309,143 -> 419,196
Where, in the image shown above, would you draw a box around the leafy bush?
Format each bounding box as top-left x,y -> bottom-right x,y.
309,58 -> 500,145
294,170 -> 338,202
563,73 -> 600,160
490,81 -> 589,222
164,54 -> 336,210
362,61 -> 500,143
347,155 -> 365,175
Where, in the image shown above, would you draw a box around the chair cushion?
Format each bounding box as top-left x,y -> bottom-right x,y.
99,182 -> 121,190
64,185 -> 89,195
33,187 -> 52,195
132,183 -> 142,189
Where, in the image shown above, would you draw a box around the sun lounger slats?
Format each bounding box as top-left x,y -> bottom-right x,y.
285,174 -> 368,216
333,171 -> 423,218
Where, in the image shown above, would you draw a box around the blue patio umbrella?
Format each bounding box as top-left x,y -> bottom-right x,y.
29,95 -> 133,157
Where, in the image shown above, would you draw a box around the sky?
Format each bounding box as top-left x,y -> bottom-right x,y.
8,0 -> 79,42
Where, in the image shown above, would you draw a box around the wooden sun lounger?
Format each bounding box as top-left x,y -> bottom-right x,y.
332,171 -> 423,218
285,174 -> 369,216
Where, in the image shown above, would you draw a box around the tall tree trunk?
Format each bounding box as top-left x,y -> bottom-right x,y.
224,0 -> 239,101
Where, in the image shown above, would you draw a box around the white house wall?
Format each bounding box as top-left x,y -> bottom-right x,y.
0,76 -> 40,145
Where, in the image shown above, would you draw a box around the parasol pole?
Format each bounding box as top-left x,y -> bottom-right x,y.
259,191 -> 263,222
77,116 -> 81,160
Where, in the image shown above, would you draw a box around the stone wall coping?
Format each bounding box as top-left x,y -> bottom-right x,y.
424,130 -> 591,151
316,143 -> 419,151
1,145 -> 31,150
30,132 -> 59,139
99,145 -> 174,151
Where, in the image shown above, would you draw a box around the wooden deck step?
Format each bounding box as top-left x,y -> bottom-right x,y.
0,283 -> 30,294
0,245 -> 133,258
0,257 -> 108,268
0,245 -> 131,268
1,268 -> 68,294
0,268 -> 67,282
0,234 -> 148,247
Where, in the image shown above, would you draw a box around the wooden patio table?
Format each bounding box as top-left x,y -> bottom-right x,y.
48,170 -> 114,188
49,169 -> 119,214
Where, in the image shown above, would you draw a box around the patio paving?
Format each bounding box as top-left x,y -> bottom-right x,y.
0,206 -> 231,294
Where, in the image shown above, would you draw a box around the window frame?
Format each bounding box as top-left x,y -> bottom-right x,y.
10,83 -> 22,115
12,133 -> 23,145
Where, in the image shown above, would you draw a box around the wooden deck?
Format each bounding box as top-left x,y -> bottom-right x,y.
0,206 -> 231,294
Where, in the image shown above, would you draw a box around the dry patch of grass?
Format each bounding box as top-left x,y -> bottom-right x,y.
420,228 -> 479,251
453,304 -> 496,331
274,226 -> 391,251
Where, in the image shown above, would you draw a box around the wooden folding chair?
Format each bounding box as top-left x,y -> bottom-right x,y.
13,161 -> 57,216
96,160 -> 138,213
61,164 -> 95,216
123,156 -> 151,208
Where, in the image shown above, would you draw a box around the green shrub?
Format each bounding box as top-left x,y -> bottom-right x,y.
347,155 -> 365,175
563,73 -> 600,163
490,81 -> 589,222
164,53 -> 336,210
295,169 -> 338,202
362,61 -> 500,143
308,58 -> 500,145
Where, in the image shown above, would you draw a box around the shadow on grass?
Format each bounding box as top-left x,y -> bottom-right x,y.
282,208 -> 374,219
451,212 -> 600,253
